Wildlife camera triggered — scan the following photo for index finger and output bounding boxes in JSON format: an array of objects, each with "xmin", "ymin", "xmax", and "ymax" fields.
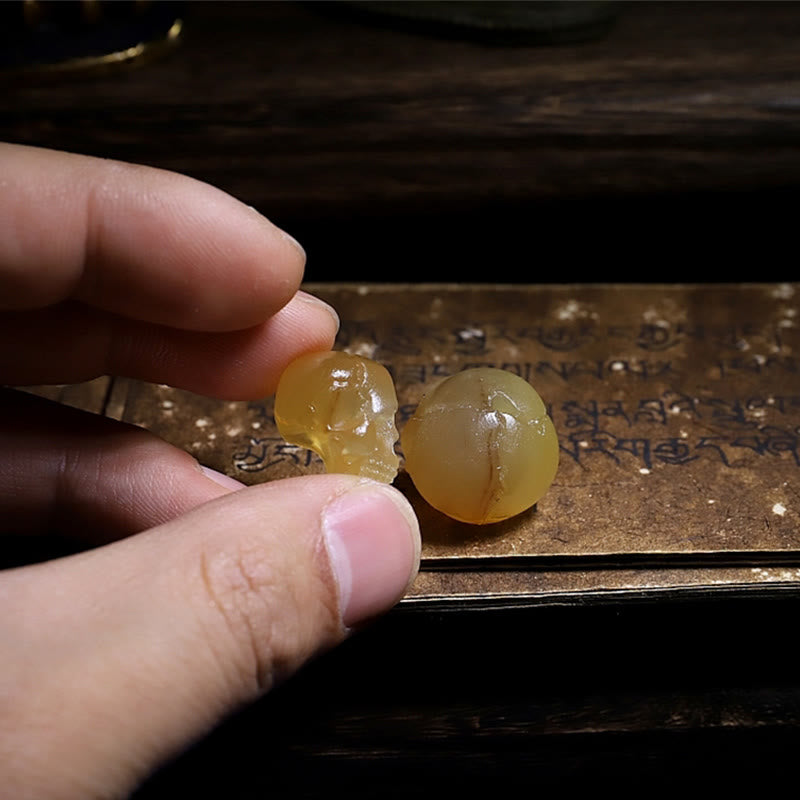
[{"xmin": 0, "ymin": 143, "xmax": 305, "ymax": 332}]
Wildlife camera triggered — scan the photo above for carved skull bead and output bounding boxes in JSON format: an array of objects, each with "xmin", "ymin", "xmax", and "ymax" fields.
[{"xmin": 274, "ymin": 351, "xmax": 400, "ymax": 483}]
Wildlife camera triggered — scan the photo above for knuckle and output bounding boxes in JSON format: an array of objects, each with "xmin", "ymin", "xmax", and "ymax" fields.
[{"xmin": 195, "ymin": 533, "xmax": 341, "ymax": 696}]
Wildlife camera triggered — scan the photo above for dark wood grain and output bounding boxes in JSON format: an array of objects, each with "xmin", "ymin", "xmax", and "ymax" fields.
[
  {"xmin": 5, "ymin": 1, "xmax": 800, "ymax": 213},
  {"xmin": 133, "ymin": 598, "xmax": 800, "ymax": 796},
  {"xmin": 2, "ymin": 2, "xmax": 800, "ymax": 283}
]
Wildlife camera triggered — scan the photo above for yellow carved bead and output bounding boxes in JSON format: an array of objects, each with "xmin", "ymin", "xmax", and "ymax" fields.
[
  {"xmin": 274, "ymin": 351, "xmax": 400, "ymax": 483},
  {"xmin": 401, "ymin": 368, "xmax": 558, "ymax": 524}
]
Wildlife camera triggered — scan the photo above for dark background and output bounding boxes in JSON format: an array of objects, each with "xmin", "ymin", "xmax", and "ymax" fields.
[
  {"xmin": 4, "ymin": 1, "xmax": 800, "ymax": 284},
  {"xmin": 3, "ymin": 1, "xmax": 800, "ymax": 794}
]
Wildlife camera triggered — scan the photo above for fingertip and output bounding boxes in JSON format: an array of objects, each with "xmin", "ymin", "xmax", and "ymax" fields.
[
  {"xmin": 0, "ymin": 143, "xmax": 310, "ymax": 331},
  {"xmin": 322, "ymin": 481, "xmax": 421, "ymax": 628},
  {"xmin": 107, "ymin": 173, "xmax": 309, "ymax": 331},
  {"xmin": 295, "ymin": 290, "xmax": 340, "ymax": 335},
  {"xmin": 0, "ymin": 288, "xmax": 340, "ymax": 398},
  {"xmin": 249, "ymin": 208, "xmax": 306, "ymax": 264}
]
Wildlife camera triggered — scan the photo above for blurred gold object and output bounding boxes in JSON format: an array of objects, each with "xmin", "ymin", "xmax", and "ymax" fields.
[{"xmin": 2, "ymin": 1, "xmax": 182, "ymax": 76}]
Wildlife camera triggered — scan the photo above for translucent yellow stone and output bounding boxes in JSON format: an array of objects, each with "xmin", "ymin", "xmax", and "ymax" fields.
[
  {"xmin": 274, "ymin": 351, "xmax": 400, "ymax": 483},
  {"xmin": 401, "ymin": 368, "xmax": 558, "ymax": 524}
]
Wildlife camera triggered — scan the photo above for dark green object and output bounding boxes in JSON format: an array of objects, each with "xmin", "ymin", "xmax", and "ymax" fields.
[{"xmin": 342, "ymin": 1, "xmax": 621, "ymax": 44}]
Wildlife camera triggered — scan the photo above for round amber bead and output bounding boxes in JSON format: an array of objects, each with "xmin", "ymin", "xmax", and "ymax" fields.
[
  {"xmin": 274, "ymin": 351, "xmax": 400, "ymax": 483},
  {"xmin": 401, "ymin": 368, "xmax": 558, "ymax": 524}
]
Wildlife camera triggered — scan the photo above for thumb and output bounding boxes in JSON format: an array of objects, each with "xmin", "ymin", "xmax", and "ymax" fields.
[{"xmin": 0, "ymin": 474, "xmax": 420, "ymax": 800}]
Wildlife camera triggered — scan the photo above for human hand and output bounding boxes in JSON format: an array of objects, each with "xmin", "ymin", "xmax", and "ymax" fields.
[{"xmin": 0, "ymin": 143, "xmax": 421, "ymax": 799}]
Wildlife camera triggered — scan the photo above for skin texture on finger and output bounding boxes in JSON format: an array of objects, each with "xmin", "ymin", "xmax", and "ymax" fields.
[
  {"xmin": 0, "ymin": 389, "xmax": 241, "ymax": 540},
  {"xmin": 0, "ymin": 290, "xmax": 337, "ymax": 397},
  {"xmin": 0, "ymin": 142, "xmax": 305, "ymax": 331},
  {"xmin": 0, "ymin": 475, "xmax": 420, "ymax": 799}
]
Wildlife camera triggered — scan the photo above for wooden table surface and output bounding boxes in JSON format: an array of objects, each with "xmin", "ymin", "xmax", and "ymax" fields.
[{"xmin": 4, "ymin": 2, "xmax": 800, "ymax": 793}]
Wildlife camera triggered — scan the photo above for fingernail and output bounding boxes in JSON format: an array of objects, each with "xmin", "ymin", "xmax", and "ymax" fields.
[
  {"xmin": 200, "ymin": 465, "xmax": 246, "ymax": 491},
  {"xmin": 322, "ymin": 483, "xmax": 421, "ymax": 628},
  {"xmin": 246, "ymin": 206, "xmax": 306, "ymax": 260},
  {"xmin": 279, "ymin": 229, "xmax": 306, "ymax": 260},
  {"xmin": 296, "ymin": 290, "xmax": 340, "ymax": 334}
]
